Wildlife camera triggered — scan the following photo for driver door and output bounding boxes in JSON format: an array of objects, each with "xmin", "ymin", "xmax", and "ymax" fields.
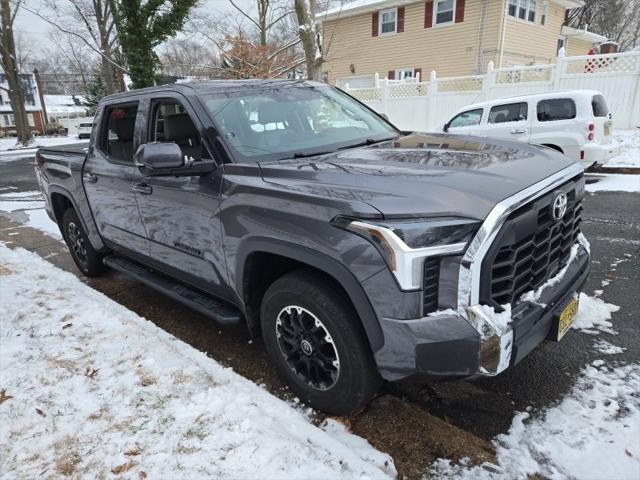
[{"xmin": 133, "ymin": 95, "xmax": 228, "ymax": 294}]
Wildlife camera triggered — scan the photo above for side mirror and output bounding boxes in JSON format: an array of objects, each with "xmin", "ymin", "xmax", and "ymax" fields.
[
  {"xmin": 443, "ymin": 122, "xmax": 450, "ymax": 132},
  {"xmin": 135, "ymin": 142, "xmax": 184, "ymax": 170}
]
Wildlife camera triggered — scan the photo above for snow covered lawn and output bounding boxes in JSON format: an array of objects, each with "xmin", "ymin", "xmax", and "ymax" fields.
[
  {"xmin": 0, "ymin": 245, "xmax": 395, "ymax": 479},
  {"xmin": 586, "ymin": 174, "xmax": 640, "ymax": 193},
  {"xmin": 605, "ymin": 129, "xmax": 640, "ymax": 169}
]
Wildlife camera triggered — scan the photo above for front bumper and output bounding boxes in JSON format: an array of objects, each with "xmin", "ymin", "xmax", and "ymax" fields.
[{"xmin": 374, "ymin": 240, "xmax": 590, "ymax": 381}]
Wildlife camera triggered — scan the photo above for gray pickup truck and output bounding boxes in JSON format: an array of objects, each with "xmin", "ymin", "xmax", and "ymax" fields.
[{"xmin": 35, "ymin": 80, "xmax": 589, "ymax": 414}]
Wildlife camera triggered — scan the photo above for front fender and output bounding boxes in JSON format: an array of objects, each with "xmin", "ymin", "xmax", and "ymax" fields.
[{"xmin": 236, "ymin": 237, "xmax": 384, "ymax": 352}]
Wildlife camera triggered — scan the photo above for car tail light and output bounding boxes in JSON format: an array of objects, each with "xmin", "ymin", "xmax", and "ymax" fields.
[
  {"xmin": 580, "ymin": 150, "xmax": 585, "ymax": 160},
  {"xmin": 588, "ymin": 132, "xmax": 594, "ymax": 141},
  {"xmin": 588, "ymin": 123, "xmax": 595, "ymax": 131}
]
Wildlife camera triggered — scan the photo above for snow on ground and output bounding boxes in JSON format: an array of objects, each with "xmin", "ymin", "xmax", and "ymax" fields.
[
  {"xmin": 430, "ymin": 288, "xmax": 638, "ymax": 480},
  {"xmin": 572, "ymin": 292, "xmax": 620, "ymax": 335},
  {"xmin": 605, "ymin": 129, "xmax": 640, "ymax": 168},
  {"xmin": 0, "ymin": 245, "xmax": 396, "ymax": 479},
  {"xmin": 0, "ymin": 137, "xmax": 87, "ymax": 159},
  {"xmin": 0, "ymin": 191, "xmax": 62, "ymax": 240},
  {"xmin": 586, "ymin": 174, "xmax": 640, "ymax": 193},
  {"xmin": 431, "ymin": 362, "xmax": 640, "ymax": 480},
  {"xmin": 593, "ymin": 339, "xmax": 626, "ymax": 355}
]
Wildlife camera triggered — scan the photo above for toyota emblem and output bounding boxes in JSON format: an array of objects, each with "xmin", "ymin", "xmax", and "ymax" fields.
[{"xmin": 552, "ymin": 192, "xmax": 568, "ymax": 221}]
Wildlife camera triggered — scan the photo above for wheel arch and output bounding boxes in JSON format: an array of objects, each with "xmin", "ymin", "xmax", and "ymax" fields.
[{"xmin": 236, "ymin": 238, "xmax": 384, "ymax": 353}]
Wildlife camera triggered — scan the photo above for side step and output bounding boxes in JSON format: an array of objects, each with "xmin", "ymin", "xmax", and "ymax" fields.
[{"xmin": 103, "ymin": 254, "xmax": 242, "ymax": 325}]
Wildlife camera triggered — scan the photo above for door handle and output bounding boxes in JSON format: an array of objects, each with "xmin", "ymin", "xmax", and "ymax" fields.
[
  {"xmin": 83, "ymin": 172, "xmax": 98, "ymax": 184},
  {"xmin": 131, "ymin": 183, "xmax": 152, "ymax": 195},
  {"xmin": 511, "ymin": 128, "xmax": 526, "ymax": 134}
]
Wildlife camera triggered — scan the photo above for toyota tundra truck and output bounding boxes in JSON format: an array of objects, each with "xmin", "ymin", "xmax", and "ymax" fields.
[{"xmin": 34, "ymin": 80, "xmax": 590, "ymax": 414}]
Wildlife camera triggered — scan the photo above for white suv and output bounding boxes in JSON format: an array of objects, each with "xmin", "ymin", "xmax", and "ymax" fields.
[
  {"xmin": 77, "ymin": 120, "xmax": 94, "ymax": 140},
  {"xmin": 443, "ymin": 90, "xmax": 619, "ymax": 168}
]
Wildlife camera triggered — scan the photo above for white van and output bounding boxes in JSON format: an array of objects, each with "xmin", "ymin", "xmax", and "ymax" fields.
[{"xmin": 443, "ymin": 90, "xmax": 619, "ymax": 168}]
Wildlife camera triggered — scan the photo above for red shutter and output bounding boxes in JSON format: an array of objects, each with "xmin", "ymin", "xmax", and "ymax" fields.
[
  {"xmin": 397, "ymin": 7, "xmax": 405, "ymax": 32},
  {"xmin": 424, "ymin": 1, "xmax": 433, "ymax": 28},
  {"xmin": 388, "ymin": 70, "xmax": 396, "ymax": 79},
  {"xmin": 455, "ymin": 0, "xmax": 465, "ymax": 23},
  {"xmin": 414, "ymin": 68, "xmax": 422, "ymax": 81},
  {"xmin": 372, "ymin": 12, "xmax": 379, "ymax": 36}
]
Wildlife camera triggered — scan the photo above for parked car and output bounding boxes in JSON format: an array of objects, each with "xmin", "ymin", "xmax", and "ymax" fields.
[
  {"xmin": 35, "ymin": 80, "xmax": 589, "ymax": 414},
  {"xmin": 443, "ymin": 90, "xmax": 619, "ymax": 168},
  {"xmin": 77, "ymin": 120, "xmax": 94, "ymax": 139}
]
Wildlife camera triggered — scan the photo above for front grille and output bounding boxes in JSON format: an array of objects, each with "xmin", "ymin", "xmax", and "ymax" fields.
[
  {"xmin": 423, "ymin": 257, "xmax": 441, "ymax": 314},
  {"xmin": 488, "ymin": 184, "xmax": 583, "ymax": 307}
]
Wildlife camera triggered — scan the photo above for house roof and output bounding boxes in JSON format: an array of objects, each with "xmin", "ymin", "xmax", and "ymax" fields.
[
  {"xmin": 44, "ymin": 95, "xmax": 88, "ymax": 114},
  {"xmin": 320, "ymin": 0, "xmax": 584, "ymax": 22},
  {"xmin": 561, "ymin": 25, "xmax": 607, "ymax": 44}
]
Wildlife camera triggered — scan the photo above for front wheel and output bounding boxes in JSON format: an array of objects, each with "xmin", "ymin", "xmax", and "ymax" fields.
[
  {"xmin": 61, "ymin": 208, "xmax": 108, "ymax": 277},
  {"xmin": 261, "ymin": 271, "xmax": 381, "ymax": 414}
]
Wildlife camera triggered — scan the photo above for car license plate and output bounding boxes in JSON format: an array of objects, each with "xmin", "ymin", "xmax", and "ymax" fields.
[{"xmin": 557, "ymin": 297, "xmax": 579, "ymax": 341}]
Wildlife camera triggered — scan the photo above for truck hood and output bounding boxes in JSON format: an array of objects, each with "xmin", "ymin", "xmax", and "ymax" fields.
[{"xmin": 258, "ymin": 133, "xmax": 578, "ymax": 220}]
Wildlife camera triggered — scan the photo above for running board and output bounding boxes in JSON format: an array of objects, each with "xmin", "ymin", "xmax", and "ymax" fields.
[{"xmin": 103, "ymin": 255, "xmax": 242, "ymax": 325}]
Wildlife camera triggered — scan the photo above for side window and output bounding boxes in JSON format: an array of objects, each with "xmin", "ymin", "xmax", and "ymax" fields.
[
  {"xmin": 488, "ymin": 102, "xmax": 527, "ymax": 124},
  {"xmin": 101, "ymin": 103, "xmax": 138, "ymax": 162},
  {"xmin": 591, "ymin": 95, "xmax": 609, "ymax": 117},
  {"xmin": 537, "ymin": 98, "xmax": 576, "ymax": 122},
  {"xmin": 449, "ymin": 109, "xmax": 483, "ymax": 128},
  {"xmin": 150, "ymin": 101, "xmax": 209, "ymax": 160}
]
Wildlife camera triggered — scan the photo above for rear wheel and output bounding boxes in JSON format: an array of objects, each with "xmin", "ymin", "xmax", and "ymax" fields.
[
  {"xmin": 61, "ymin": 208, "xmax": 108, "ymax": 277},
  {"xmin": 261, "ymin": 271, "xmax": 381, "ymax": 414}
]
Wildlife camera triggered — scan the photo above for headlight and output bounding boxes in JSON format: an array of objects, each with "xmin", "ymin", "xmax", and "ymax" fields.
[{"xmin": 333, "ymin": 216, "xmax": 480, "ymax": 291}]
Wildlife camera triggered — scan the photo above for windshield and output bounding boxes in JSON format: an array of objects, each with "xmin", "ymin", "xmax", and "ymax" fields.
[{"xmin": 202, "ymin": 85, "xmax": 397, "ymax": 162}]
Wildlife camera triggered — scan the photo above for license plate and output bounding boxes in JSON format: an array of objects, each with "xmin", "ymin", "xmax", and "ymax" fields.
[{"xmin": 557, "ymin": 297, "xmax": 579, "ymax": 341}]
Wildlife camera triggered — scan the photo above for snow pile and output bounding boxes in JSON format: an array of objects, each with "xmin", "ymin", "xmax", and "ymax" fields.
[
  {"xmin": 586, "ymin": 174, "xmax": 640, "ymax": 193},
  {"xmin": 431, "ymin": 362, "xmax": 640, "ymax": 480},
  {"xmin": 593, "ymin": 339, "xmax": 626, "ymax": 355},
  {"xmin": 0, "ymin": 190, "xmax": 61, "ymax": 239},
  {"xmin": 605, "ymin": 129, "xmax": 640, "ymax": 168},
  {"xmin": 0, "ymin": 137, "xmax": 87, "ymax": 158},
  {"xmin": 0, "ymin": 245, "xmax": 396, "ymax": 479},
  {"xmin": 572, "ymin": 292, "xmax": 620, "ymax": 335}
]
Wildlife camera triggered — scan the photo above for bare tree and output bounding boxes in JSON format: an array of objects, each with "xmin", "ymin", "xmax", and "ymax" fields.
[
  {"xmin": 0, "ymin": 0, "xmax": 32, "ymax": 145},
  {"xmin": 159, "ymin": 38, "xmax": 219, "ymax": 77},
  {"xmin": 23, "ymin": 0, "xmax": 124, "ymax": 94},
  {"xmin": 567, "ymin": 0, "xmax": 640, "ymax": 51},
  {"xmin": 294, "ymin": 0, "xmax": 322, "ymax": 80}
]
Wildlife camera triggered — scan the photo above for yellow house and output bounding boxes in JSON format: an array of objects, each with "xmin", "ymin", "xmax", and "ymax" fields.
[{"xmin": 321, "ymin": 0, "xmax": 606, "ymax": 83}]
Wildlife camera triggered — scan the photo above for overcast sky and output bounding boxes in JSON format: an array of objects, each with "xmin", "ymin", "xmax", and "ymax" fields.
[{"xmin": 13, "ymin": 0, "xmax": 257, "ymax": 52}]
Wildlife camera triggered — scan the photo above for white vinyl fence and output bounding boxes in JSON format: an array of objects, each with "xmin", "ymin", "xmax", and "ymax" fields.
[{"xmin": 341, "ymin": 49, "xmax": 640, "ymax": 131}]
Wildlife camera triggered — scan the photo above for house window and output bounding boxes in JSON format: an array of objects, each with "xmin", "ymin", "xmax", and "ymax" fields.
[
  {"xmin": 379, "ymin": 9, "xmax": 397, "ymax": 35},
  {"xmin": 3, "ymin": 114, "xmax": 16, "ymax": 127},
  {"xmin": 510, "ymin": 0, "xmax": 536, "ymax": 22},
  {"xmin": 435, "ymin": 0, "xmax": 455, "ymax": 25},
  {"xmin": 395, "ymin": 68, "xmax": 415, "ymax": 80},
  {"xmin": 541, "ymin": 1, "xmax": 548, "ymax": 25}
]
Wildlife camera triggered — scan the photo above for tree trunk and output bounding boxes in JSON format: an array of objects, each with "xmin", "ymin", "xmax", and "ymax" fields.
[
  {"xmin": 0, "ymin": 0, "xmax": 32, "ymax": 145},
  {"xmin": 294, "ymin": 0, "xmax": 322, "ymax": 81}
]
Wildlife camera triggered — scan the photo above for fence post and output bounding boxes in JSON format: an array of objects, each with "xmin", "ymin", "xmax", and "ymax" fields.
[
  {"xmin": 374, "ymin": 72, "xmax": 380, "ymax": 88},
  {"xmin": 483, "ymin": 61, "xmax": 494, "ymax": 100},
  {"xmin": 553, "ymin": 47, "xmax": 565, "ymax": 89},
  {"xmin": 381, "ymin": 78, "xmax": 389, "ymax": 116},
  {"xmin": 426, "ymin": 70, "xmax": 438, "ymax": 131}
]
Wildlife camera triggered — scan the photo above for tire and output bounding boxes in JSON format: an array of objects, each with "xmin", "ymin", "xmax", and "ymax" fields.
[
  {"xmin": 261, "ymin": 270, "xmax": 382, "ymax": 414},
  {"xmin": 61, "ymin": 208, "xmax": 108, "ymax": 277}
]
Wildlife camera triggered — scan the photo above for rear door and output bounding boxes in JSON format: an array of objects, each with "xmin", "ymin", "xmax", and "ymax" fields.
[
  {"xmin": 133, "ymin": 93, "xmax": 229, "ymax": 294},
  {"xmin": 484, "ymin": 101, "xmax": 530, "ymax": 142},
  {"xmin": 83, "ymin": 100, "xmax": 149, "ymax": 256}
]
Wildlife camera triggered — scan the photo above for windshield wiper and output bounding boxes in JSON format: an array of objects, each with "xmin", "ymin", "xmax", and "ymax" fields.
[{"xmin": 288, "ymin": 136, "xmax": 398, "ymax": 160}]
